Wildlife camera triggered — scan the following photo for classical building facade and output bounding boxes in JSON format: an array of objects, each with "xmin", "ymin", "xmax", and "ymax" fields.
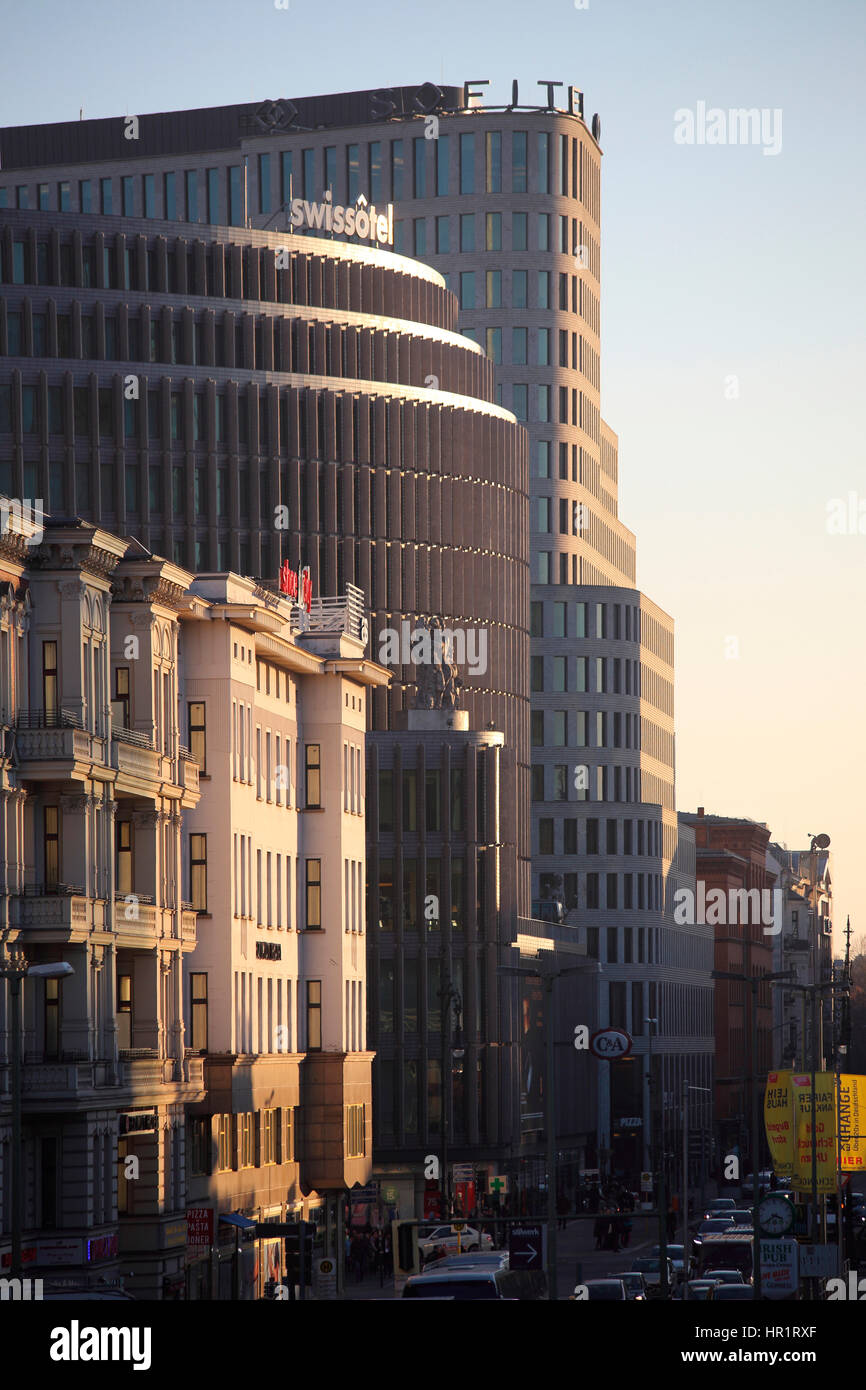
[
  {"xmin": 178, "ymin": 572, "xmax": 388, "ymax": 1298},
  {"xmin": 0, "ymin": 512, "xmax": 203, "ymax": 1297},
  {"xmin": 767, "ymin": 842, "xmax": 833, "ymax": 1072}
]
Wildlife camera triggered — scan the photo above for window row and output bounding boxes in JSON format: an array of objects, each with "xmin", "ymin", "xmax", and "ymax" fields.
[
  {"xmin": 537, "ymin": 867, "xmax": 664, "ymax": 911},
  {"xmin": 530, "ymin": 653, "xmax": 641, "ymax": 695},
  {"xmin": 535, "ymin": 814, "xmax": 663, "ymax": 857},
  {"xmin": 530, "ymin": 763, "xmax": 643, "ymax": 805},
  {"xmin": 531, "ymin": 708, "xmax": 642, "ymax": 750},
  {"xmin": 374, "ymin": 856, "xmax": 467, "ymax": 931}
]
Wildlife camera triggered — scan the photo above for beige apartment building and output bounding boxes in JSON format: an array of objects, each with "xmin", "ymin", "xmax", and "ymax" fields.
[
  {"xmin": 179, "ymin": 574, "xmax": 389, "ymax": 1298},
  {"xmin": 0, "ymin": 511, "xmax": 203, "ymax": 1297}
]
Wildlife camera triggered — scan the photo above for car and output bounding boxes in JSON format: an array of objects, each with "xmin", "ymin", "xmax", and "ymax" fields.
[
  {"xmin": 403, "ymin": 1268, "xmax": 516, "ymax": 1300},
  {"xmin": 741, "ymin": 1170, "xmax": 773, "ymax": 1196},
  {"xmin": 651, "ymin": 1244, "xmax": 686, "ymax": 1284},
  {"xmin": 678, "ymin": 1279, "xmax": 720, "ymax": 1301},
  {"xmin": 727, "ymin": 1210, "xmax": 753, "ymax": 1226},
  {"xmin": 417, "ymin": 1224, "xmax": 495, "ymax": 1260},
  {"xmin": 424, "ymin": 1251, "xmax": 507, "ymax": 1271},
  {"xmin": 711, "ymin": 1283, "xmax": 755, "ymax": 1301},
  {"xmin": 631, "ymin": 1255, "xmax": 675, "ymax": 1291},
  {"xmin": 706, "ymin": 1198, "xmax": 737, "ymax": 1214},
  {"xmin": 576, "ymin": 1279, "xmax": 628, "ymax": 1301},
  {"xmin": 619, "ymin": 1271, "xmax": 649, "ymax": 1301},
  {"xmin": 708, "ymin": 1268, "xmax": 745, "ymax": 1284}
]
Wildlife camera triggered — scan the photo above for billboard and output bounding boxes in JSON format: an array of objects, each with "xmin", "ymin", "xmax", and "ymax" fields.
[{"xmin": 764, "ymin": 1071, "xmax": 795, "ymax": 1176}]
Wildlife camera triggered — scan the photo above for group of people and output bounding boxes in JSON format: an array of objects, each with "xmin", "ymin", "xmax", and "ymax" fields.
[{"xmin": 345, "ymin": 1228, "xmax": 392, "ymax": 1282}]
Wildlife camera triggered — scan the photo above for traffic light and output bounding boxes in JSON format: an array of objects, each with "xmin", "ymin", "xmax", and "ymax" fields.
[
  {"xmin": 393, "ymin": 1219, "xmax": 419, "ymax": 1275},
  {"xmin": 284, "ymin": 1221, "xmax": 314, "ymax": 1285}
]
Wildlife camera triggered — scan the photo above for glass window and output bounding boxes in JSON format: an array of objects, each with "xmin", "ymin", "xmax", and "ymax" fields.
[
  {"xmin": 536, "ymin": 441, "xmax": 550, "ymax": 478},
  {"xmin": 302, "ymin": 149, "xmax": 315, "ymax": 200},
  {"xmin": 413, "ymin": 137, "xmax": 426, "ymax": 197},
  {"xmin": 58, "ymin": 181, "xmax": 71, "ymax": 212},
  {"xmin": 229, "ymin": 166, "xmax": 242, "ymax": 225},
  {"xmin": 122, "ymin": 176, "xmax": 134, "ymax": 216},
  {"xmin": 485, "ymin": 213, "xmax": 501, "ymax": 251},
  {"xmin": 305, "ymin": 743, "xmax": 321, "ymax": 807},
  {"xmin": 459, "ymin": 271, "xmax": 475, "ymax": 309},
  {"xmin": 486, "ymin": 327, "xmax": 501, "ymax": 364},
  {"xmin": 553, "ymin": 656, "xmax": 566, "ymax": 691},
  {"xmin": 258, "ymin": 153, "xmax": 271, "ymax": 213},
  {"xmin": 425, "ymin": 771, "xmax": 441, "ymax": 831},
  {"xmin": 391, "ymin": 140, "xmax": 404, "ymax": 199},
  {"xmin": 512, "ymin": 327, "xmax": 527, "ymax": 364},
  {"xmin": 79, "ymin": 179, "xmax": 91, "ymax": 213},
  {"xmin": 538, "ymin": 213, "xmax": 550, "ymax": 251},
  {"xmin": 413, "ymin": 219, "xmax": 427, "ymax": 256},
  {"xmin": 435, "ymin": 215, "xmax": 450, "ymax": 253},
  {"xmin": 537, "ymin": 132, "xmax": 550, "ymax": 193},
  {"xmin": 185, "ymin": 169, "xmax": 197, "ymax": 221},
  {"xmin": 512, "ymin": 211, "xmax": 527, "ymax": 251},
  {"xmin": 369, "ymin": 141, "xmax": 383, "ymax": 202},
  {"xmin": 538, "ymin": 270, "xmax": 550, "ymax": 308},
  {"xmin": 207, "ymin": 168, "xmax": 219, "ymax": 222},
  {"xmin": 538, "ymin": 385, "xmax": 551, "ymax": 421},
  {"xmin": 144, "ymin": 174, "xmax": 155, "ymax": 218},
  {"xmin": 190, "ymin": 834, "xmax": 207, "ymax": 911},
  {"xmin": 512, "ymin": 384, "xmax": 528, "ymax": 420},
  {"xmin": 306, "ymin": 981, "xmax": 322, "ymax": 1049},
  {"xmin": 306, "ymin": 860, "xmax": 321, "ymax": 928},
  {"xmin": 485, "ymin": 131, "xmax": 501, "ymax": 192},
  {"xmin": 459, "ymin": 213, "xmax": 475, "ymax": 252},
  {"xmin": 378, "ymin": 770, "xmax": 394, "ymax": 832},
  {"xmin": 513, "ymin": 131, "xmax": 528, "ymax": 191},
  {"xmin": 530, "ymin": 655, "xmax": 543, "ymax": 691},
  {"xmin": 459, "ymin": 133, "xmax": 475, "ymax": 193},
  {"xmin": 531, "ymin": 710, "xmax": 544, "ymax": 745},
  {"xmin": 347, "ymin": 144, "xmax": 360, "ymax": 202},
  {"xmin": 486, "ymin": 270, "xmax": 501, "ymax": 307},
  {"xmin": 538, "ymin": 327, "xmax": 550, "ymax": 364},
  {"xmin": 436, "ymin": 135, "xmax": 450, "ymax": 196}
]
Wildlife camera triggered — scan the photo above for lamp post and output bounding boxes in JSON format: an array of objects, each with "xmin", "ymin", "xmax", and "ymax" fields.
[
  {"xmin": 437, "ymin": 977, "xmax": 462, "ymax": 1222},
  {"xmin": 712, "ymin": 967, "xmax": 794, "ymax": 1300},
  {"xmin": 499, "ymin": 936, "xmax": 591, "ymax": 1301},
  {"xmin": 645, "ymin": 1016, "xmax": 668, "ymax": 1297},
  {"xmin": 1, "ymin": 950, "xmax": 75, "ymax": 1279},
  {"xmin": 681, "ymin": 1083, "xmax": 713, "ymax": 1296}
]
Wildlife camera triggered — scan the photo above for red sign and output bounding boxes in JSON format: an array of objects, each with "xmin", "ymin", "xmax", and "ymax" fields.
[
  {"xmin": 423, "ymin": 1190, "xmax": 442, "ymax": 1220},
  {"xmin": 278, "ymin": 562, "xmax": 312, "ymax": 613},
  {"xmin": 87, "ymin": 1233, "xmax": 118, "ymax": 1262},
  {"xmin": 187, "ymin": 1208, "xmax": 214, "ymax": 1247}
]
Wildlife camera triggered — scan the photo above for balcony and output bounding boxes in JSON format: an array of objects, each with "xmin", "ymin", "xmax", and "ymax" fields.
[
  {"xmin": 784, "ymin": 935, "xmax": 811, "ymax": 953},
  {"xmin": 15, "ymin": 885, "xmax": 104, "ymax": 934},
  {"xmin": 19, "ymin": 1059, "xmax": 116, "ymax": 1099},
  {"xmin": 178, "ymin": 746, "xmax": 200, "ymax": 798},
  {"xmin": 15, "ymin": 710, "xmax": 107, "ymax": 768}
]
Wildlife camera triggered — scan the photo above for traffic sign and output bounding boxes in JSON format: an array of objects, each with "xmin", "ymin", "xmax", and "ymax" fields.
[
  {"xmin": 488, "ymin": 1175, "xmax": 509, "ymax": 1195},
  {"xmin": 509, "ymin": 1223, "xmax": 545, "ymax": 1272}
]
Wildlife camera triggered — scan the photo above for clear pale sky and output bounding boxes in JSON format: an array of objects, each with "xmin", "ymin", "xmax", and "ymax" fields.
[{"xmin": 3, "ymin": 0, "xmax": 864, "ymax": 946}]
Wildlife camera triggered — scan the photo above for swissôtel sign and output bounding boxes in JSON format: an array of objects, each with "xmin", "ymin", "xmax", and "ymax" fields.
[{"xmin": 289, "ymin": 192, "xmax": 394, "ymax": 247}]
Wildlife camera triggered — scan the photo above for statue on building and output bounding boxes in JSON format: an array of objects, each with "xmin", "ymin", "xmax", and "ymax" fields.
[{"xmin": 412, "ymin": 617, "xmax": 463, "ymax": 710}]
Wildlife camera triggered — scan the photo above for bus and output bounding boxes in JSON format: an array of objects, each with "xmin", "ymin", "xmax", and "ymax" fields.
[{"xmin": 694, "ymin": 1228, "xmax": 754, "ymax": 1283}]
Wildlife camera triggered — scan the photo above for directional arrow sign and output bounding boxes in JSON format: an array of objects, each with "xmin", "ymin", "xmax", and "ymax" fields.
[{"xmin": 509, "ymin": 1223, "xmax": 545, "ymax": 1272}]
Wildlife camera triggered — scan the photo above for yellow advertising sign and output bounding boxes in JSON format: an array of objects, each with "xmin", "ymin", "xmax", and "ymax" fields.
[
  {"xmin": 838, "ymin": 1074, "xmax": 866, "ymax": 1174},
  {"xmin": 791, "ymin": 1073, "xmax": 836, "ymax": 1193},
  {"xmin": 763, "ymin": 1071, "xmax": 795, "ymax": 1176}
]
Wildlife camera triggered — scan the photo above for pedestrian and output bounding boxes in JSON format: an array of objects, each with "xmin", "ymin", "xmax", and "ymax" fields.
[
  {"xmin": 593, "ymin": 1214, "xmax": 606, "ymax": 1250},
  {"xmin": 621, "ymin": 1212, "xmax": 633, "ymax": 1248},
  {"xmin": 557, "ymin": 1192, "xmax": 569, "ymax": 1230},
  {"xmin": 666, "ymin": 1206, "xmax": 677, "ymax": 1242}
]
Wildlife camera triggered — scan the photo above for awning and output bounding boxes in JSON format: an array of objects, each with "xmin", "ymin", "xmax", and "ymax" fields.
[{"xmin": 219, "ymin": 1213, "xmax": 257, "ymax": 1230}]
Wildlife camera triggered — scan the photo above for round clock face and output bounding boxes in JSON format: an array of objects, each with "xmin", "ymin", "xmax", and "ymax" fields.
[{"xmin": 758, "ymin": 1196, "xmax": 794, "ymax": 1234}]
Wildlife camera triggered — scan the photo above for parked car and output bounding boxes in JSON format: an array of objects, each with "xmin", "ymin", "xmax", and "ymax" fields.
[
  {"xmin": 708, "ymin": 1268, "xmax": 745, "ymax": 1284},
  {"xmin": 619, "ymin": 1271, "xmax": 649, "ymax": 1301},
  {"xmin": 711, "ymin": 1283, "xmax": 755, "ymax": 1301},
  {"xmin": 726, "ymin": 1210, "xmax": 754, "ymax": 1227},
  {"xmin": 403, "ymin": 1268, "xmax": 524, "ymax": 1300},
  {"xmin": 417, "ymin": 1224, "xmax": 494, "ymax": 1261},
  {"xmin": 575, "ymin": 1279, "xmax": 628, "ymax": 1301},
  {"xmin": 706, "ymin": 1198, "xmax": 737, "ymax": 1214}
]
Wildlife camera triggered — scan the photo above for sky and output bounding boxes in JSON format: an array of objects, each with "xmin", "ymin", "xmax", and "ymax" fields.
[{"xmin": 2, "ymin": 0, "xmax": 864, "ymax": 947}]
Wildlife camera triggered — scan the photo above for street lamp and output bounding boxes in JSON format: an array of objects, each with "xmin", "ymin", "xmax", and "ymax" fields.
[
  {"xmin": 437, "ymin": 978, "xmax": 462, "ymax": 1221},
  {"xmin": 499, "ymin": 936, "xmax": 591, "ymax": 1302},
  {"xmin": 712, "ymin": 966, "xmax": 794, "ymax": 1300},
  {"xmin": 1, "ymin": 949, "xmax": 75, "ymax": 1279}
]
